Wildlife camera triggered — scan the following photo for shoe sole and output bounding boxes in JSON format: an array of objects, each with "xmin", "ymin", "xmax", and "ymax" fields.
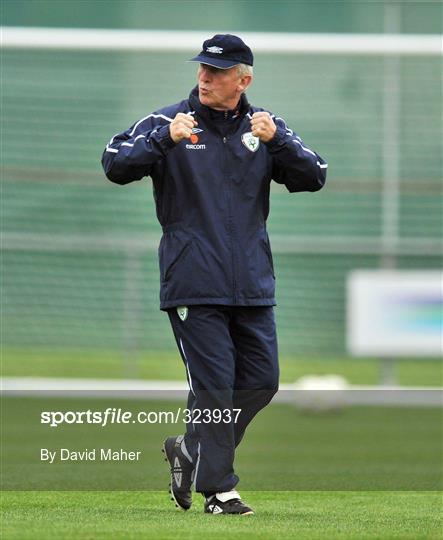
[
  {"xmin": 162, "ymin": 441, "xmax": 190, "ymax": 511},
  {"xmin": 205, "ymin": 510, "xmax": 255, "ymax": 516}
]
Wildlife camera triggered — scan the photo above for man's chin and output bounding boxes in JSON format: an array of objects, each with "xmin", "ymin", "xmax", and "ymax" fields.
[{"xmin": 199, "ymin": 93, "xmax": 213, "ymax": 107}]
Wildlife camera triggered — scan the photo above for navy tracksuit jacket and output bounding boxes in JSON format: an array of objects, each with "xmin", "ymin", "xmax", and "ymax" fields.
[
  {"xmin": 102, "ymin": 86, "xmax": 327, "ymax": 310},
  {"xmin": 102, "ymin": 86, "xmax": 327, "ymax": 493}
]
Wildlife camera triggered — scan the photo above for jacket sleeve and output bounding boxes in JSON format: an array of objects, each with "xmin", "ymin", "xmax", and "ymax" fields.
[
  {"xmin": 265, "ymin": 116, "xmax": 327, "ymax": 193},
  {"xmin": 101, "ymin": 113, "xmax": 177, "ymax": 185}
]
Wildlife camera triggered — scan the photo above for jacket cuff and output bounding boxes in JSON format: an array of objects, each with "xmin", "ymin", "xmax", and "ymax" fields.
[
  {"xmin": 264, "ymin": 125, "xmax": 287, "ymax": 152},
  {"xmin": 152, "ymin": 124, "xmax": 177, "ymax": 154}
]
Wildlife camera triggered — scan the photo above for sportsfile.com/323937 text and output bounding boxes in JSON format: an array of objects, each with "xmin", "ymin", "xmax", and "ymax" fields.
[{"xmin": 40, "ymin": 407, "xmax": 242, "ymax": 427}]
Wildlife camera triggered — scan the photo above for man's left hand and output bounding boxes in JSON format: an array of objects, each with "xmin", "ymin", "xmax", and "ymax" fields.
[{"xmin": 250, "ymin": 112, "xmax": 277, "ymax": 142}]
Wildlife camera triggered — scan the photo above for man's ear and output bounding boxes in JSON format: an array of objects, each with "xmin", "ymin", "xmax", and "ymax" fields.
[{"xmin": 238, "ymin": 75, "xmax": 252, "ymax": 93}]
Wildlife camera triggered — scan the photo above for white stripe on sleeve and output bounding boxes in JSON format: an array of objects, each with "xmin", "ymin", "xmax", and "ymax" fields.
[
  {"xmin": 292, "ymin": 138, "xmax": 317, "ymax": 157},
  {"xmin": 120, "ymin": 134, "xmax": 146, "ymax": 148},
  {"xmin": 129, "ymin": 113, "xmax": 173, "ymax": 136}
]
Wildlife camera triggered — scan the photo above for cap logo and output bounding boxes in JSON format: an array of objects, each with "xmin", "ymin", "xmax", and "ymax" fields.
[{"xmin": 206, "ymin": 46, "xmax": 223, "ymax": 54}]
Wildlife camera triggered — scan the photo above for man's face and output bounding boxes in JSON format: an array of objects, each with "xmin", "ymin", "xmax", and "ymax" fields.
[{"xmin": 197, "ymin": 64, "xmax": 249, "ymax": 111}]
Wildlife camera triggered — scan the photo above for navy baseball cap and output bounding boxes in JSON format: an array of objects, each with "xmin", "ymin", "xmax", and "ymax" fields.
[{"xmin": 188, "ymin": 34, "xmax": 253, "ymax": 69}]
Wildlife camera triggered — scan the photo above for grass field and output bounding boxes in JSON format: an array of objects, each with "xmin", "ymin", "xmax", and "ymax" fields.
[
  {"xmin": 1, "ymin": 490, "xmax": 442, "ymax": 539},
  {"xmin": 2, "ymin": 354, "xmax": 442, "ymax": 538},
  {"xmin": 3, "ymin": 348, "xmax": 442, "ymax": 386},
  {"xmin": 2, "ymin": 400, "xmax": 442, "ymax": 539}
]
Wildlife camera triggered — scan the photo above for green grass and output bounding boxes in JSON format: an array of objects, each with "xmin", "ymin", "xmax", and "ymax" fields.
[
  {"xmin": 1, "ymin": 491, "xmax": 442, "ymax": 539},
  {"xmin": 2, "ymin": 397, "xmax": 442, "ymax": 538},
  {"xmin": 2, "ymin": 348, "xmax": 442, "ymax": 386}
]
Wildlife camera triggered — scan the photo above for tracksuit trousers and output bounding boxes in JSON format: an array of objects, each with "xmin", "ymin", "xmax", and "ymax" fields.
[{"xmin": 168, "ymin": 305, "xmax": 279, "ymax": 493}]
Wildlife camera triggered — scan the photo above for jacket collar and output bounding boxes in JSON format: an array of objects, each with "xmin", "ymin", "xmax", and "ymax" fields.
[{"xmin": 189, "ymin": 86, "xmax": 250, "ymax": 122}]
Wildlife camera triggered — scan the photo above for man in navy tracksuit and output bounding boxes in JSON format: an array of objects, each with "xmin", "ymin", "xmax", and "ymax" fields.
[{"xmin": 102, "ymin": 34, "xmax": 327, "ymax": 515}]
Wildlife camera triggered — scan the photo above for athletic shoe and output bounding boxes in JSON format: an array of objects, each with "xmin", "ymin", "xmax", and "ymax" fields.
[
  {"xmin": 162, "ymin": 435, "xmax": 194, "ymax": 510},
  {"xmin": 204, "ymin": 490, "xmax": 254, "ymax": 515}
]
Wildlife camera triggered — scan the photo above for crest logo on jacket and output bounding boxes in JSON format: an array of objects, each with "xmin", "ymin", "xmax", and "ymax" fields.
[
  {"xmin": 177, "ymin": 306, "xmax": 188, "ymax": 321},
  {"xmin": 241, "ymin": 132, "xmax": 260, "ymax": 152}
]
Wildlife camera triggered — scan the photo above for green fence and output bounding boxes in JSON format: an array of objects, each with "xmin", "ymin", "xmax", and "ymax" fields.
[{"xmin": 3, "ymin": 46, "xmax": 441, "ymax": 360}]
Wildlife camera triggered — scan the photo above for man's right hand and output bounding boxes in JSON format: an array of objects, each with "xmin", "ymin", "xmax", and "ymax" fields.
[{"xmin": 169, "ymin": 113, "xmax": 198, "ymax": 144}]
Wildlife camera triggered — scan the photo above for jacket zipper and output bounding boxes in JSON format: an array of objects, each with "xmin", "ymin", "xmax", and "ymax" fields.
[{"xmin": 223, "ymin": 132, "xmax": 237, "ymax": 304}]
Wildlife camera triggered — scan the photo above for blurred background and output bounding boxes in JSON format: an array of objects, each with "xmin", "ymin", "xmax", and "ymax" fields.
[{"xmin": 2, "ymin": 0, "xmax": 442, "ymax": 384}]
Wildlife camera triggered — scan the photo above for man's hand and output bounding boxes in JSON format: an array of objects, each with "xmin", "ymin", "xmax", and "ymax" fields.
[
  {"xmin": 250, "ymin": 112, "xmax": 276, "ymax": 142},
  {"xmin": 169, "ymin": 113, "xmax": 198, "ymax": 144}
]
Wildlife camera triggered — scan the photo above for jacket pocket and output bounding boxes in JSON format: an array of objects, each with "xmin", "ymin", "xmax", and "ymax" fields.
[
  {"xmin": 261, "ymin": 235, "xmax": 275, "ymax": 279},
  {"xmin": 162, "ymin": 237, "xmax": 194, "ymax": 283}
]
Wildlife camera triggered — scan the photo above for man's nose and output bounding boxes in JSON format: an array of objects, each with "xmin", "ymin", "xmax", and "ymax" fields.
[{"xmin": 198, "ymin": 66, "xmax": 212, "ymax": 82}]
